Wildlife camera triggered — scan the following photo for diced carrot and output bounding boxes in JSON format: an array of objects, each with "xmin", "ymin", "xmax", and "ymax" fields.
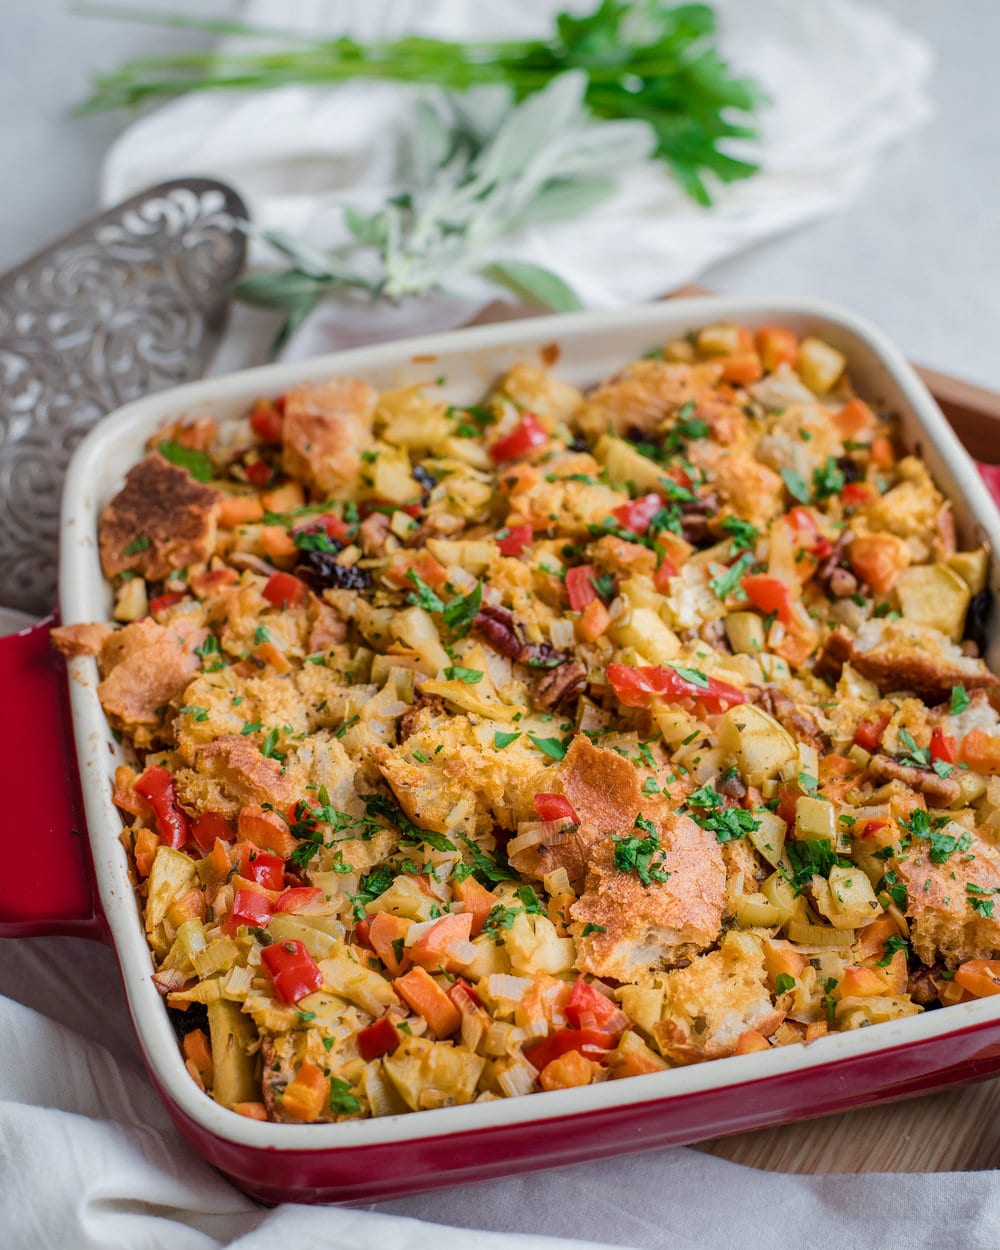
[
  {"xmin": 856, "ymin": 914, "xmax": 901, "ymax": 961},
  {"xmin": 452, "ymin": 876, "xmax": 498, "ymax": 938},
  {"xmin": 547, "ymin": 891, "xmax": 575, "ymax": 936},
  {"xmin": 836, "ymin": 966, "xmax": 887, "ymax": 999},
  {"xmin": 168, "ymin": 886, "xmax": 206, "ymax": 927},
  {"xmin": 190, "ymin": 567, "xmax": 238, "ymax": 597},
  {"xmin": 735, "ymin": 1030, "xmax": 770, "ymax": 1054},
  {"xmin": 209, "ymin": 836, "xmax": 233, "ymax": 880},
  {"xmin": 849, "ymin": 533, "xmax": 910, "ymax": 595},
  {"xmin": 262, "ymin": 482, "xmax": 305, "ymax": 513},
  {"xmin": 577, "ymin": 598, "xmax": 610, "ymax": 642},
  {"xmin": 114, "ymin": 765, "xmax": 152, "ymax": 820},
  {"xmin": 384, "ymin": 550, "xmax": 449, "ymax": 591},
  {"xmin": 497, "ymin": 464, "xmax": 541, "ymax": 496},
  {"xmin": 755, "ymin": 326, "xmax": 798, "ymax": 372},
  {"xmin": 408, "ymin": 911, "xmax": 474, "ymax": 973},
  {"xmin": 834, "ymin": 398, "xmax": 876, "ymax": 439},
  {"xmin": 182, "ymin": 1028, "xmax": 214, "ymax": 1087},
  {"xmin": 394, "ymin": 966, "xmax": 461, "ymax": 1036},
  {"xmin": 253, "ymin": 640, "xmax": 293, "ymax": 674},
  {"xmin": 172, "ymin": 416, "xmax": 217, "ymax": 451},
  {"xmin": 133, "ymin": 826, "xmax": 159, "ymax": 878},
  {"xmin": 960, "ymin": 729, "xmax": 1000, "ymax": 775},
  {"xmin": 719, "ymin": 352, "xmax": 763, "ymax": 386},
  {"xmin": 218, "ymin": 494, "xmax": 265, "ymax": 527},
  {"xmin": 881, "ymin": 949, "xmax": 909, "ymax": 996},
  {"xmin": 804, "ymin": 1022, "xmax": 829, "ymax": 1044},
  {"xmin": 763, "ymin": 944, "xmax": 807, "ymax": 989},
  {"xmin": 870, "ymin": 435, "xmax": 896, "ymax": 468},
  {"xmin": 955, "ymin": 959, "xmax": 1000, "ymax": 998},
  {"xmin": 368, "ymin": 910, "xmax": 412, "ymax": 977},
  {"xmin": 605, "ymin": 1043, "xmax": 669, "ymax": 1079},
  {"xmin": 539, "ymin": 1048, "xmax": 593, "ymax": 1091},
  {"xmin": 237, "ymin": 806, "xmax": 297, "ymax": 858},
  {"xmin": 280, "ymin": 1062, "xmax": 329, "ymax": 1122},
  {"xmin": 259, "ymin": 525, "xmax": 298, "ymax": 562},
  {"xmin": 818, "ymin": 753, "xmax": 857, "ymax": 781},
  {"xmin": 231, "ymin": 1102, "xmax": 268, "ymax": 1121}
]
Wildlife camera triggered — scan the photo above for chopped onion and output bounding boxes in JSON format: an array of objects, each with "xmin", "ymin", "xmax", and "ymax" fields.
[
  {"xmin": 228, "ymin": 551, "xmax": 281, "ymax": 576},
  {"xmin": 549, "ymin": 618, "xmax": 576, "ymax": 649},
  {"xmin": 508, "ymin": 820, "xmax": 572, "ymax": 858},
  {"xmin": 151, "ymin": 968, "xmax": 188, "ymax": 995},
  {"xmin": 486, "ymin": 974, "xmax": 531, "ymax": 1002},
  {"xmin": 403, "ymin": 917, "xmax": 440, "ymax": 947},
  {"xmin": 498, "ymin": 1058, "xmax": 538, "ymax": 1098},
  {"xmin": 461, "ymin": 1012, "xmax": 487, "ymax": 1052}
]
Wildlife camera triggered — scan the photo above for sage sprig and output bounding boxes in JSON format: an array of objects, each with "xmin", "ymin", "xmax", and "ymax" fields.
[
  {"xmin": 234, "ymin": 72, "xmax": 654, "ymax": 350},
  {"xmin": 77, "ymin": 0, "xmax": 765, "ymax": 206}
]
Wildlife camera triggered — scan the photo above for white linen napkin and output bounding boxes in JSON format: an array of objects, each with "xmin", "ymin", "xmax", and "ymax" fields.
[{"xmin": 99, "ymin": 0, "xmax": 933, "ymax": 370}]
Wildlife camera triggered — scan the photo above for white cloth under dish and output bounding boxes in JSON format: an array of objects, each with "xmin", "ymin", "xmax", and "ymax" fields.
[
  {"xmin": 7, "ymin": 4, "xmax": 989, "ymax": 1248},
  {"xmin": 100, "ymin": 0, "xmax": 934, "ymax": 371}
]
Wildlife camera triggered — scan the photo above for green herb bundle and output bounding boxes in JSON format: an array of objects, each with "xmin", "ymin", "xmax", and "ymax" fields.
[{"xmin": 78, "ymin": 0, "xmax": 765, "ymax": 205}]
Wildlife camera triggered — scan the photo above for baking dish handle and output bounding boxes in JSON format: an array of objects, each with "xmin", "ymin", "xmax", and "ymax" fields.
[{"xmin": 0, "ymin": 617, "xmax": 106, "ymax": 941}]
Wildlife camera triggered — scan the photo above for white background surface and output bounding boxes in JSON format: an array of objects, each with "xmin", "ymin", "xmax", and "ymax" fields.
[{"xmin": 1, "ymin": 0, "xmax": 998, "ymax": 387}]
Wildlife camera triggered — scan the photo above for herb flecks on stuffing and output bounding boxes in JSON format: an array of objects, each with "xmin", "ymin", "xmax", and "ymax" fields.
[{"xmin": 54, "ymin": 322, "xmax": 1000, "ymax": 1122}]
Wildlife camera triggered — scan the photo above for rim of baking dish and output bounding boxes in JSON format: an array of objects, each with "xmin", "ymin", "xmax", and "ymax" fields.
[{"xmin": 60, "ymin": 294, "xmax": 1000, "ymax": 1151}]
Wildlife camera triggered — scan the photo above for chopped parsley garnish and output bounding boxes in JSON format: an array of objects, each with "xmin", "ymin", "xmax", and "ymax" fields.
[
  {"xmin": 494, "ymin": 731, "xmax": 521, "ymax": 750},
  {"xmin": 901, "ymin": 809, "xmax": 969, "ymax": 863},
  {"xmin": 349, "ymin": 864, "xmax": 395, "ymax": 918},
  {"xmin": 589, "ymin": 572, "xmax": 617, "ymax": 602},
  {"xmin": 293, "ymin": 528, "xmax": 338, "ymax": 552},
  {"xmin": 443, "ymin": 665, "xmax": 483, "ymax": 684},
  {"xmin": 967, "ymin": 883, "xmax": 1000, "ymax": 919},
  {"xmin": 880, "ymin": 870, "xmax": 907, "ymax": 910},
  {"xmin": 334, "ymin": 715, "xmax": 359, "ymax": 739},
  {"xmin": 411, "ymin": 748, "xmax": 430, "ymax": 764},
  {"xmin": 875, "ymin": 934, "xmax": 909, "ymax": 967},
  {"xmin": 797, "ymin": 770, "xmax": 819, "ymax": 795},
  {"xmin": 405, "ymin": 570, "xmax": 445, "ymax": 613},
  {"xmin": 482, "ymin": 903, "xmax": 520, "ymax": 938},
  {"xmin": 774, "ymin": 973, "xmax": 796, "ymax": 995},
  {"xmin": 950, "ymin": 685, "xmax": 970, "ymax": 716},
  {"xmin": 241, "ymin": 721, "xmax": 262, "ymax": 735},
  {"xmin": 780, "ymin": 467, "xmax": 810, "ymax": 504},
  {"xmin": 642, "ymin": 777, "xmax": 660, "ymax": 796},
  {"xmin": 254, "ymin": 624, "xmax": 271, "ymax": 646},
  {"xmin": 442, "ymin": 580, "xmax": 483, "ymax": 635},
  {"xmin": 329, "ymin": 1077, "xmax": 361, "ymax": 1116},
  {"xmin": 720, "ymin": 516, "xmax": 759, "ymax": 552},
  {"xmin": 363, "ymin": 791, "xmax": 456, "ymax": 852},
  {"xmin": 786, "ymin": 838, "xmax": 844, "ymax": 893},
  {"xmin": 709, "ymin": 552, "xmax": 754, "ymax": 601},
  {"xmin": 122, "ymin": 534, "xmax": 150, "ymax": 555},
  {"xmin": 659, "ymin": 476, "xmax": 698, "ymax": 504},
  {"xmin": 157, "ymin": 439, "xmax": 214, "ymax": 482},
  {"xmin": 581, "ymin": 923, "xmax": 606, "ymax": 936},
  {"xmin": 685, "ymin": 790, "xmax": 760, "ymax": 844},
  {"xmin": 672, "ymin": 664, "xmax": 708, "ymax": 689},
  {"xmin": 179, "ymin": 705, "xmax": 209, "ymax": 722},
  {"xmin": 261, "ymin": 727, "xmax": 285, "ymax": 760},
  {"xmin": 194, "ymin": 634, "xmax": 219, "ymax": 660},
  {"xmin": 457, "ymin": 832, "xmax": 519, "ymax": 884},
  {"xmin": 515, "ymin": 884, "xmax": 546, "ymax": 915},
  {"xmin": 528, "ymin": 734, "xmax": 569, "ymax": 760},
  {"xmin": 812, "ymin": 456, "xmax": 845, "ymax": 499},
  {"xmin": 612, "ymin": 817, "xmax": 670, "ymax": 886},
  {"xmin": 897, "ymin": 728, "xmax": 930, "ymax": 769}
]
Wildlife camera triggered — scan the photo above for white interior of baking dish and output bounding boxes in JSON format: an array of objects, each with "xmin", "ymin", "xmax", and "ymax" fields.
[{"xmin": 58, "ymin": 296, "xmax": 1000, "ymax": 1151}]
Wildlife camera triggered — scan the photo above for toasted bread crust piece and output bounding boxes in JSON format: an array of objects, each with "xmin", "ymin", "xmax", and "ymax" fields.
[
  {"xmin": 98, "ymin": 453, "xmax": 221, "ymax": 581},
  {"xmin": 97, "ymin": 617, "xmax": 207, "ymax": 738},
  {"xmin": 894, "ymin": 832, "xmax": 1000, "ymax": 968},
  {"xmin": 281, "ymin": 378, "xmax": 376, "ymax": 496},
  {"xmin": 570, "ymin": 809, "xmax": 725, "ymax": 981},
  {"xmin": 50, "ymin": 621, "xmax": 114, "ymax": 657},
  {"xmin": 194, "ymin": 733, "xmax": 298, "ymax": 812},
  {"xmin": 576, "ymin": 359, "xmax": 719, "ymax": 439},
  {"xmin": 815, "ymin": 623, "xmax": 1000, "ymax": 703}
]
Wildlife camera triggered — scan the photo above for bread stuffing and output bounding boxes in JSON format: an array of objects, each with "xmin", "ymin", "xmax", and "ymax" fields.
[{"xmin": 57, "ymin": 319, "xmax": 1000, "ymax": 1123}]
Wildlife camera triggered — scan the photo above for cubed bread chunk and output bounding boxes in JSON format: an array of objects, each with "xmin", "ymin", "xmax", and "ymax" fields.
[
  {"xmin": 98, "ymin": 453, "xmax": 220, "ymax": 580},
  {"xmin": 189, "ymin": 733, "xmax": 298, "ymax": 815},
  {"xmin": 651, "ymin": 937, "xmax": 783, "ymax": 1064},
  {"xmin": 281, "ymin": 378, "xmax": 376, "ymax": 497},
  {"xmin": 571, "ymin": 810, "xmax": 725, "ymax": 981},
  {"xmin": 97, "ymin": 617, "xmax": 208, "ymax": 741}
]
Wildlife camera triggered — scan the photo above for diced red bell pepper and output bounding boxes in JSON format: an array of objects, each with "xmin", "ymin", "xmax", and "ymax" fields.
[
  {"xmin": 261, "ymin": 939, "xmax": 323, "ymax": 1004},
  {"xmin": 653, "ymin": 555, "xmax": 678, "ymax": 593},
  {"xmin": 842, "ymin": 482, "xmax": 876, "ymax": 508},
  {"xmin": 245, "ymin": 459, "xmax": 276, "ymax": 488},
  {"xmin": 497, "ymin": 524, "xmax": 533, "ymax": 557},
  {"xmin": 239, "ymin": 846, "xmax": 286, "ymax": 891},
  {"xmin": 490, "ymin": 413, "xmax": 548, "ymax": 462},
  {"xmin": 854, "ymin": 713, "xmax": 890, "ymax": 752},
  {"xmin": 534, "ymin": 793, "xmax": 579, "ymax": 823},
  {"xmin": 859, "ymin": 818, "xmax": 890, "ymax": 838},
  {"xmin": 564, "ymin": 976, "xmax": 624, "ymax": 1035},
  {"xmin": 190, "ymin": 811, "xmax": 235, "ymax": 853},
  {"xmin": 523, "ymin": 1027, "xmax": 613, "ymax": 1072},
  {"xmin": 250, "ymin": 399, "xmax": 284, "ymax": 443},
  {"xmin": 611, "ymin": 493, "xmax": 663, "ymax": 535},
  {"xmin": 565, "ymin": 564, "xmax": 599, "ymax": 612},
  {"xmin": 275, "ymin": 886, "xmax": 326, "ymax": 913},
  {"xmin": 448, "ymin": 977, "xmax": 483, "ymax": 1009},
  {"xmin": 225, "ymin": 888, "xmax": 275, "ymax": 936},
  {"xmin": 148, "ymin": 592, "xmax": 184, "ymax": 616},
  {"xmin": 606, "ymin": 664, "xmax": 746, "ymax": 714},
  {"xmin": 263, "ymin": 571, "xmax": 309, "ymax": 609},
  {"xmin": 357, "ymin": 1017, "xmax": 401, "ymax": 1062},
  {"xmin": 931, "ymin": 726, "xmax": 958, "ymax": 765},
  {"xmin": 353, "ymin": 918, "xmax": 373, "ymax": 948},
  {"xmin": 135, "ymin": 765, "xmax": 191, "ymax": 849},
  {"xmin": 740, "ymin": 574, "xmax": 795, "ymax": 625}
]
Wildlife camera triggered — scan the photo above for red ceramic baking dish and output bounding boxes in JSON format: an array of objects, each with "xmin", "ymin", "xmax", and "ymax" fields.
[{"xmin": 5, "ymin": 296, "xmax": 1000, "ymax": 1205}]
